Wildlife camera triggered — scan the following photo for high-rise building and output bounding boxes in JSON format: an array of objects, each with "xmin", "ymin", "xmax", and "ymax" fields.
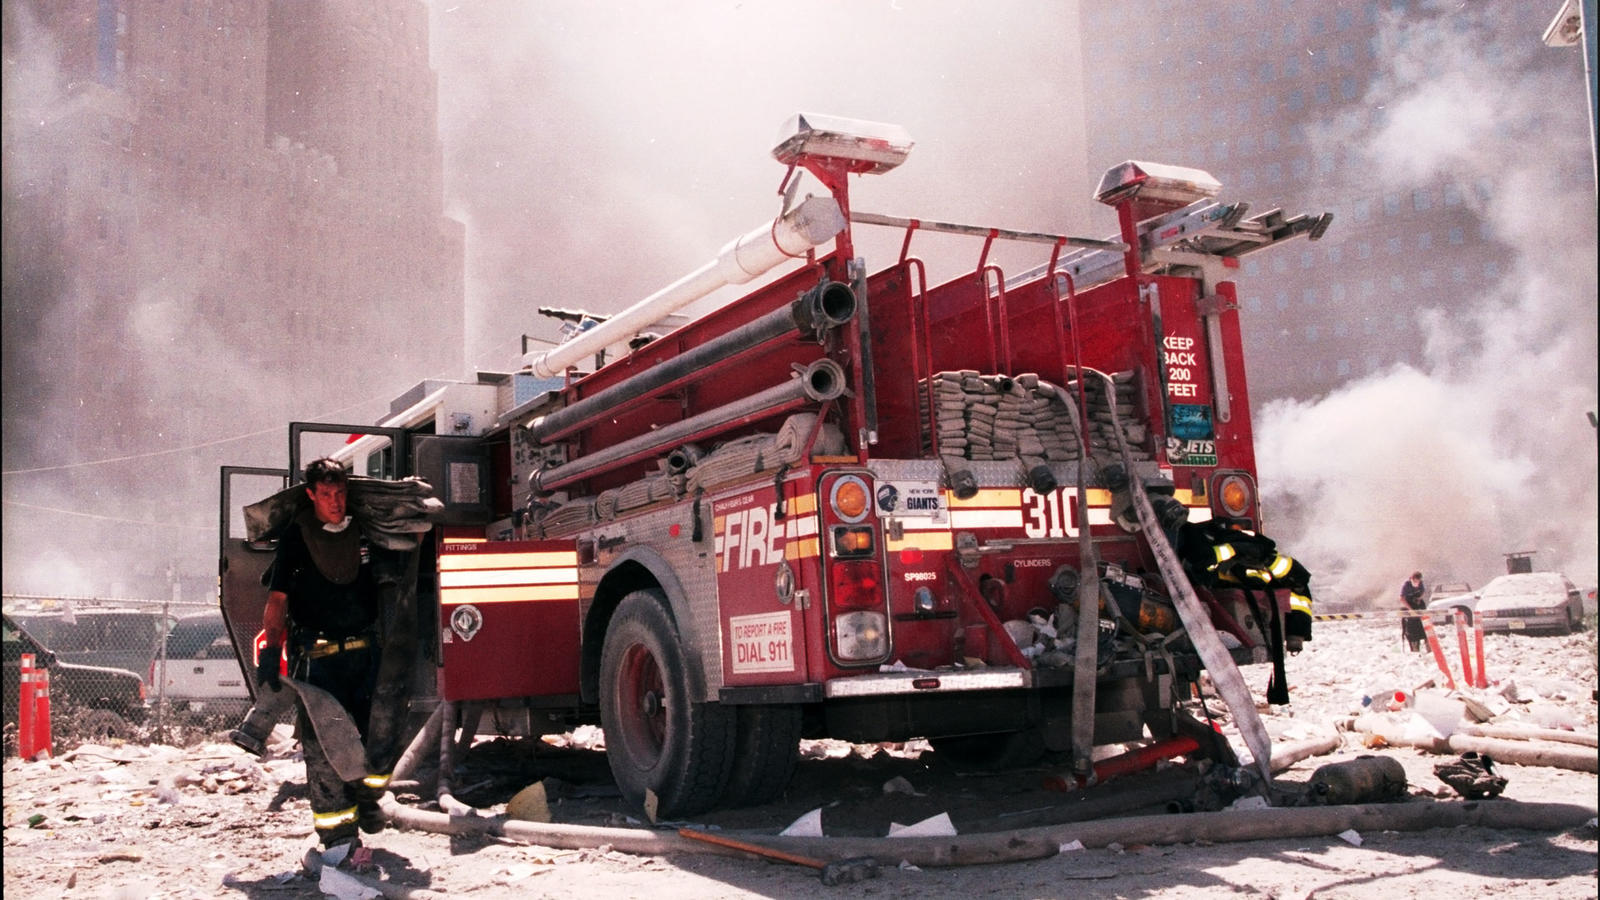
[
  {"xmin": 2, "ymin": 0, "xmax": 464, "ymax": 465},
  {"xmin": 1076, "ymin": 1, "xmax": 1584, "ymax": 402}
]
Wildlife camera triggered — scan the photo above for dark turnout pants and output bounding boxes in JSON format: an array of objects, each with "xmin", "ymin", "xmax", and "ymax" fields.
[{"xmin": 295, "ymin": 644, "xmax": 391, "ymax": 847}]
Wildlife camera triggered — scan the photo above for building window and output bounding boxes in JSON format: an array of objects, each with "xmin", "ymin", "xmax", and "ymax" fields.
[
  {"xmin": 1443, "ymin": 183, "xmax": 1463, "ymax": 206},
  {"xmin": 1335, "ymin": 9, "xmax": 1353, "ymax": 30},
  {"xmin": 1258, "ymin": 61, "xmax": 1276, "ymax": 83},
  {"xmin": 1354, "ymin": 241, "xmax": 1371, "ymax": 259},
  {"xmin": 1412, "ymin": 189, "xmax": 1432, "ymax": 211},
  {"xmin": 1352, "ymin": 199, "xmax": 1371, "ymax": 222},
  {"xmin": 1383, "ymin": 193, "xmax": 1402, "ymax": 216},
  {"xmin": 1419, "ymin": 269, "xmax": 1437, "ymax": 287},
  {"xmin": 1483, "ymin": 261, "xmax": 1500, "ymax": 279},
  {"xmin": 1302, "ymin": 287, "xmax": 1318, "ymax": 305},
  {"xmin": 1301, "ymin": 251, "xmax": 1315, "ymax": 270},
  {"xmin": 1326, "ymin": 245, "xmax": 1343, "ymax": 265},
  {"xmin": 1387, "ymin": 236, "xmax": 1404, "ymax": 255},
  {"xmin": 1389, "ymin": 274, "xmax": 1405, "ymax": 292},
  {"xmin": 1306, "ymin": 324, "xmax": 1319, "ymax": 342},
  {"xmin": 1274, "ymin": 291, "xmax": 1290, "ymax": 311},
  {"xmin": 1245, "ymin": 260, "xmax": 1264, "ymax": 277},
  {"xmin": 1337, "ymin": 43, "xmax": 1355, "ymax": 65},
  {"xmin": 1291, "ymin": 157, "xmax": 1309, "ymax": 177},
  {"xmin": 1314, "ymin": 83, "xmax": 1331, "ymax": 104},
  {"xmin": 1264, "ymin": 162, "xmax": 1282, "ymax": 182},
  {"xmin": 1336, "ymin": 359, "xmax": 1351, "ymax": 376},
  {"xmin": 1333, "ymin": 320, "xmax": 1348, "ymax": 337},
  {"xmin": 1262, "ymin": 130, "xmax": 1280, "ymax": 151},
  {"xmin": 1287, "ymin": 89, "xmax": 1304, "ymax": 111},
  {"xmin": 1316, "ymin": 152, "xmax": 1336, "ymax": 175},
  {"xmin": 1448, "ymin": 226, "xmax": 1465, "ymax": 245},
  {"xmin": 1246, "ymin": 296, "xmax": 1263, "ymax": 312},
  {"xmin": 1330, "ymin": 283, "xmax": 1347, "ymax": 303}
]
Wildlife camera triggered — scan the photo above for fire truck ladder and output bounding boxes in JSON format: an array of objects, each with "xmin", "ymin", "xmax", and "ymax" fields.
[{"xmin": 1014, "ymin": 198, "xmax": 1333, "ymax": 291}]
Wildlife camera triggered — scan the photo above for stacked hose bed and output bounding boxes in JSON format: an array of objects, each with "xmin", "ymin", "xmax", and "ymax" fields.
[{"xmin": 920, "ymin": 370, "xmax": 1149, "ymax": 470}]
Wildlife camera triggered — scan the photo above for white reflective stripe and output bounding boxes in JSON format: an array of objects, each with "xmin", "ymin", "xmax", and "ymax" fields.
[
  {"xmin": 824, "ymin": 668, "xmax": 1029, "ymax": 697},
  {"xmin": 1269, "ymin": 555, "xmax": 1294, "ymax": 578},
  {"xmin": 314, "ymin": 806, "xmax": 359, "ymax": 828},
  {"xmin": 363, "ymin": 773, "xmax": 391, "ymax": 789},
  {"xmin": 1086, "ymin": 508, "xmax": 1113, "ymax": 526},
  {"xmin": 949, "ymin": 508, "xmax": 1024, "ymax": 529},
  {"xmin": 897, "ymin": 516, "xmax": 951, "ymax": 531},
  {"xmin": 438, "ymin": 551, "xmax": 577, "ymax": 570},
  {"xmin": 1189, "ymin": 507, "xmax": 1213, "ymax": 523},
  {"xmin": 1214, "ymin": 544, "xmax": 1236, "ymax": 563},
  {"xmin": 438, "ymin": 567, "xmax": 578, "ymax": 588},
  {"xmin": 1289, "ymin": 593, "xmax": 1312, "ymax": 613},
  {"xmin": 788, "ymin": 515, "xmax": 818, "ymax": 538}
]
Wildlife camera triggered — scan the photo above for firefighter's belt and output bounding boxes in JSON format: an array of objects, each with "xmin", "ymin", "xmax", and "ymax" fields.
[{"xmin": 306, "ymin": 636, "xmax": 372, "ymax": 659}]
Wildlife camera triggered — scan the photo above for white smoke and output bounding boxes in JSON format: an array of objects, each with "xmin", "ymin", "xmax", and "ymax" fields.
[{"xmin": 1258, "ymin": 6, "xmax": 1599, "ymax": 602}]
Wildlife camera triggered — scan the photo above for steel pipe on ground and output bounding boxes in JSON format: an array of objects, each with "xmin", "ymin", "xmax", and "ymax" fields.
[
  {"xmin": 375, "ymin": 794, "xmax": 1597, "ymax": 869},
  {"xmin": 530, "ymin": 281, "xmax": 855, "ymax": 442},
  {"xmin": 532, "ymin": 358, "xmax": 846, "ymax": 491},
  {"xmin": 522, "ymin": 196, "xmax": 846, "ymax": 378}
]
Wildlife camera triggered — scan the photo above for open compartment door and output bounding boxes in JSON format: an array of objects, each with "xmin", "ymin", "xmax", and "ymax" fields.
[{"xmin": 218, "ymin": 465, "xmax": 288, "ymax": 701}]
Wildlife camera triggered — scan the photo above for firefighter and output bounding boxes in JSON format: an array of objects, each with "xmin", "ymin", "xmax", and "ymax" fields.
[
  {"xmin": 258, "ymin": 457, "xmax": 389, "ymax": 854},
  {"xmin": 1400, "ymin": 571, "xmax": 1427, "ymax": 652}
]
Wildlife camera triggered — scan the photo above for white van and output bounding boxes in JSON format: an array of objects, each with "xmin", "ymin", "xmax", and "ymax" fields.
[{"xmin": 149, "ymin": 613, "xmax": 251, "ymax": 712}]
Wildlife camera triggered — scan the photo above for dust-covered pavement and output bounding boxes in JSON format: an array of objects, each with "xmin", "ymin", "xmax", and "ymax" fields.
[{"xmin": 4, "ymin": 618, "xmax": 1596, "ymax": 899}]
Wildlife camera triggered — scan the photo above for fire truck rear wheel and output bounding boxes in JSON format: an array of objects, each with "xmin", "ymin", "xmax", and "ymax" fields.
[
  {"xmin": 930, "ymin": 728, "xmax": 1046, "ymax": 772},
  {"xmin": 718, "ymin": 704, "xmax": 802, "ymax": 808},
  {"xmin": 600, "ymin": 590, "xmax": 735, "ymax": 818}
]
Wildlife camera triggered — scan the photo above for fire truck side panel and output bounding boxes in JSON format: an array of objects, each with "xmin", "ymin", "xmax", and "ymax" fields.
[
  {"xmin": 581, "ymin": 504, "xmax": 725, "ymax": 704},
  {"xmin": 437, "ymin": 538, "xmax": 581, "ymax": 702},
  {"xmin": 858, "ymin": 263, "xmax": 923, "ymax": 459},
  {"xmin": 710, "ymin": 477, "xmax": 815, "ymax": 687}
]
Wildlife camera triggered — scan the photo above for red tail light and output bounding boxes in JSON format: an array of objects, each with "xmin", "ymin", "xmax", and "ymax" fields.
[{"xmin": 829, "ymin": 559, "xmax": 880, "ymax": 610}]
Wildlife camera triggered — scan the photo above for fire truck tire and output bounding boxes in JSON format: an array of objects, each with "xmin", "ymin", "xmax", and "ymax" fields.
[
  {"xmin": 600, "ymin": 590, "xmax": 735, "ymax": 818},
  {"xmin": 930, "ymin": 728, "xmax": 1046, "ymax": 771},
  {"xmin": 718, "ymin": 704, "xmax": 802, "ymax": 808}
]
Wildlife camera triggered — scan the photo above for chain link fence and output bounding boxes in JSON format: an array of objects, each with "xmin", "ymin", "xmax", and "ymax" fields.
[{"xmin": 4, "ymin": 593, "xmax": 254, "ymax": 755}]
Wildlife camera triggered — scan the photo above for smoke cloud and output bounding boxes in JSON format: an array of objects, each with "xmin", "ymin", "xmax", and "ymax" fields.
[{"xmin": 1258, "ymin": 5, "xmax": 1598, "ymax": 602}]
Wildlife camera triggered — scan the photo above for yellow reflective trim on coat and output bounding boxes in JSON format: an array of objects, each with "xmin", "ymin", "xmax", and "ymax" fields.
[
  {"xmin": 314, "ymin": 806, "xmax": 359, "ymax": 829},
  {"xmin": 1269, "ymin": 555, "xmax": 1294, "ymax": 579},
  {"xmin": 363, "ymin": 773, "xmax": 391, "ymax": 789},
  {"xmin": 1212, "ymin": 544, "xmax": 1236, "ymax": 564},
  {"xmin": 1290, "ymin": 593, "xmax": 1312, "ymax": 613}
]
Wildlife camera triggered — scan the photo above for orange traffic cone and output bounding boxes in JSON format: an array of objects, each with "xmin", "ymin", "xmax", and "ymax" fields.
[
  {"xmin": 32, "ymin": 667, "xmax": 52, "ymax": 759},
  {"xmin": 17, "ymin": 653, "xmax": 37, "ymax": 758},
  {"xmin": 1453, "ymin": 608, "xmax": 1475, "ymax": 689},
  {"xmin": 1419, "ymin": 614, "xmax": 1457, "ymax": 691},
  {"xmin": 1473, "ymin": 617, "xmax": 1488, "ymax": 689}
]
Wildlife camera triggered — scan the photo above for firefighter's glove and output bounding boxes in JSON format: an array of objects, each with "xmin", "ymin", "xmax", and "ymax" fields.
[{"xmin": 257, "ymin": 646, "xmax": 282, "ymax": 692}]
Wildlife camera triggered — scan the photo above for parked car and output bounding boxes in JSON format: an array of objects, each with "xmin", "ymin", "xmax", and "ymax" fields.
[
  {"xmin": 8, "ymin": 607, "xmax": 167, "ymax": 681},
  {"xmin": 148, "ymin": 613, "xmax": 251, "ymax": 713},
  {"xmin": 3, "ymin": 614, "xmax": 147, "ymax": 742},
  {"xmin": 1425, "ymin": 582, "xmax": 1476, "ymax": 625},
  {"xmin": 1472, "ymin": 572, "xmax": 1587, "ymax": 634}
]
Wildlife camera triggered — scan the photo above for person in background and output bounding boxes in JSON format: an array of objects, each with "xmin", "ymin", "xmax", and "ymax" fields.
[{"xmin": 1400, "ymin": 571, "xmax": 1427, "ymax": 652}]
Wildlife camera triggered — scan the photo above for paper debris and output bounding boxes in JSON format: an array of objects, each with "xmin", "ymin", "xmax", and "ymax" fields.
[
  {"xmin": 780, "ymin": 807, "xmax": 824, "ymax": 837},
  {"xmin": 887, "ymin": 812, "xmax": 957, "ymax": 838},
  {"xmin": 1337, "ymin": 829, "xmax": 1362, "ymax": 846},
  {"xmin": 897, "ymin": 860, "xmax": 922, "ymax": 872},
  {"xmin": 1226, "ymin": 795, "xmax": 1270, "ymax": 811},
  {"xmin": 319, "ymin": 865, "xmax": 381, "ymax": 899},
  {"xmin": 1059, "ymin": 840, "xmax": 1085, "ymax": 852}
]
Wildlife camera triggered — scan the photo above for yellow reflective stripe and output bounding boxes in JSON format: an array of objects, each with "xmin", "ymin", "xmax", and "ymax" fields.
[
  {"xmin": 1269, "ymin": 555, "xmax": 1294, "ymax": 578},
  {"xmin": 1290, "ymin": 593, "xmax": 1312, "ymax": 613},
  {"xmin": 886, "ymin": 531, "xmax": 954, "ymax": 552},
  {"xmin": 790, "ymin": 492, "xmax": 818, "ymax": 515},
  {"xmin": 1213, "ymin": 544, "xmax": 1236, "ymax": 563},
  {"xmin": 784, "ymin": 537, "xmax": 820, "ymax": 561},
  {"xmin": 314, "ymin": 806, "xmax": 359, "ymax": 829},
  {"xmin": 363, "ymin": 773, "xmax": 391, "ymax": 789}
]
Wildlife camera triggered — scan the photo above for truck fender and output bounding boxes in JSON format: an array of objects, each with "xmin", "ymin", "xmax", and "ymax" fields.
[{"xmin": 582, "ymin": 546, "xmax": 716, "ymax": 705}]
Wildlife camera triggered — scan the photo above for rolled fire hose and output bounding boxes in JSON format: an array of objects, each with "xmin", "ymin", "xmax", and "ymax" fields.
[{"xmin": 1087, "ymin": 366, "xmax": 1276, "ymax": 788}]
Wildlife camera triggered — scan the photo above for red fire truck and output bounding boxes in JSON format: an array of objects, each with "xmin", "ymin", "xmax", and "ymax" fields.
[{"xmin": 220, "ymin": 114, "xmax": 1330, "ymax": 818}]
